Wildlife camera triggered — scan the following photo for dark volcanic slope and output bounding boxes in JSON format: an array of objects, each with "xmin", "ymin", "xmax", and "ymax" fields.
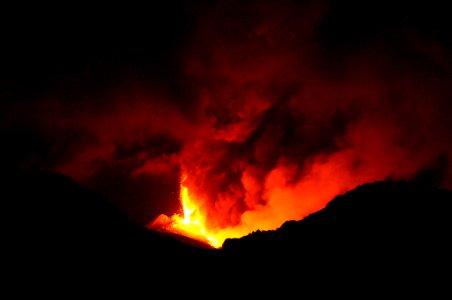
[
  {"xmin": 3, "ymin": 170, "xmax": 212, "ymax": 277},
  {"xmin": 4, "ymin": 170, "xmax": 451, "ymax": 294},
  {"xmin": 223, "ymin": 180, "xmax": 452, "ymax": 256},
  {"xmin": 219, "ymin": 180, "xmax": 452, "ymax": 294}
]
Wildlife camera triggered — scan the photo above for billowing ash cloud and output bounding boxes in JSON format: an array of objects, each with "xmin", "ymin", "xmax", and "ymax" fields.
[
  {"xmin": 169, "ymin": 0, "xmax": 452, "ymax": 233},
  {"xmin": 2, "ymin": 0, "xmax": 451, "ymax": 231}
]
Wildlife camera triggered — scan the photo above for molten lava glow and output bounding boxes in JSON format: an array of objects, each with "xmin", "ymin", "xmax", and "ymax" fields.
[
  {"xmin": 149, "ymin": 175, "xmax": 224, "ymax": 248},
  {"xmin": 148, "ymin": 154, "xmax": 372, "ymax": 249}
]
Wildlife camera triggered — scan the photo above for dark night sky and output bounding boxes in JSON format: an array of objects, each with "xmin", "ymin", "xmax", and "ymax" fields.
[{"xmin": 1, "ymin": 0, "xmax": 451, "ymax": 228}]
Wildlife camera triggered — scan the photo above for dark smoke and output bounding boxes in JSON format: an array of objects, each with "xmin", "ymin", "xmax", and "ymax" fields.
[{"xmin": 1, "ymin": 0, "xmax": 451, "ymax": 230}]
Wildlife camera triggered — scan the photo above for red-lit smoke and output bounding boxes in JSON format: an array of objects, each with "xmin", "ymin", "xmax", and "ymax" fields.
[
  {"xmin": 166, "ymin": 0, "xmax": 452, "ymax": 235},
  {"xmin": 4, "ymin": 0, "xmax": 451, "ymax": 237}
]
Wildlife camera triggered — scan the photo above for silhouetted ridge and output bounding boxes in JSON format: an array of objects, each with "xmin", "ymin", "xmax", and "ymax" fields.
[
  {"xmin": 3, "ymin": 170, "xmax": 213, "ymax": 279},
  {"xmin": 222, "ymin": 180, "xmax": 452, "ymax": 261},
  {"xmin": 5, "ymin": 172, "xmax": 451, "ymax": 294},
  {"xmin": 216, "ymin": 180, "xmax": 452, "ymax": 294}
]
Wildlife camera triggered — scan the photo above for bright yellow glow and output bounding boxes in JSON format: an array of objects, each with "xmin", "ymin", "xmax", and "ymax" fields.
[
  {"xmin": 149, "ymin": 173, "xmax": 255, "ymax": 249},
  {"xmin": 163, "ymin": 175, "xmax": 223, "ymax": 248}
]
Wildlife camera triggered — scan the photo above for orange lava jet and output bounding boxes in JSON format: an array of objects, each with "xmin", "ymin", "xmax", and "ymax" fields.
[{"xmin": 148, "ymin": 174, "xmax": 227, "ymax": 249}]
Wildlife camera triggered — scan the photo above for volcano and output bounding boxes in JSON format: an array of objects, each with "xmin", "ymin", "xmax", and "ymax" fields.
[
  {"xmin": 2, "ymin": 0, "xmax": 452, "ymax": 297},
  {"xmin": 5, "ymin": 170, "xmax": 451, "ymax": 295}
]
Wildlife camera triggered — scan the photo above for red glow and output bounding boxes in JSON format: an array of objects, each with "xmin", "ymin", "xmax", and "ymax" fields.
[
  {"xmin": 18, "ymin": 0, "xmax": 450, "ymax": 248},
  {"xmin": 145, "ymin": 1, "xmax": 452, "ymax": 248}
]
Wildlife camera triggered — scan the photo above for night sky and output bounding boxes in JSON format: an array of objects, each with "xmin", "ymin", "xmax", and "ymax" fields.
[{"xmin": 2, "ymin": 0, "xmax": 451, "ymax": 233}]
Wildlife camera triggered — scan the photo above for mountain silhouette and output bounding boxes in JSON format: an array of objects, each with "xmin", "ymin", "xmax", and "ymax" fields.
[
  {"xmin": 221, "ymin": 180, "xmax": 452, "ymax": 282},
  {"xmin": 4, "ymin": 170, "xmax": 451, "ymax": 296}
]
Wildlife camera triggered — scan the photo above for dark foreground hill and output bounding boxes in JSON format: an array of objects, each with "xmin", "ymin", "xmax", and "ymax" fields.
[
  {"xmin": 3, "ymin": 170, "xmax": 451, "ymax": 295},
  {"xmin": 221, "ymin": 180, "xmax": 452, "ymax": 288},
  {"xmin": 223, "ymin": 180, "xmax": 452, "ymax": 260}
]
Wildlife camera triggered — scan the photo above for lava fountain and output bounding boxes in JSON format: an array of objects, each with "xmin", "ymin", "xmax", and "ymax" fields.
[{"xmin": 148, "ymin": 173, "xmax": 227, "ymax": 249}]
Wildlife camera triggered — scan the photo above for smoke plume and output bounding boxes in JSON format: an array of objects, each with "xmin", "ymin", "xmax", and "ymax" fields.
[{"xmin": 2, "ymin": 0, "xmax": 451, "ymax": 234}]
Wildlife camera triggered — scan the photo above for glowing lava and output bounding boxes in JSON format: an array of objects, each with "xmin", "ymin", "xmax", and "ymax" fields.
[{"xmin": 149, "ymin": 174, "xmax": 225, "ymax": 249}]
